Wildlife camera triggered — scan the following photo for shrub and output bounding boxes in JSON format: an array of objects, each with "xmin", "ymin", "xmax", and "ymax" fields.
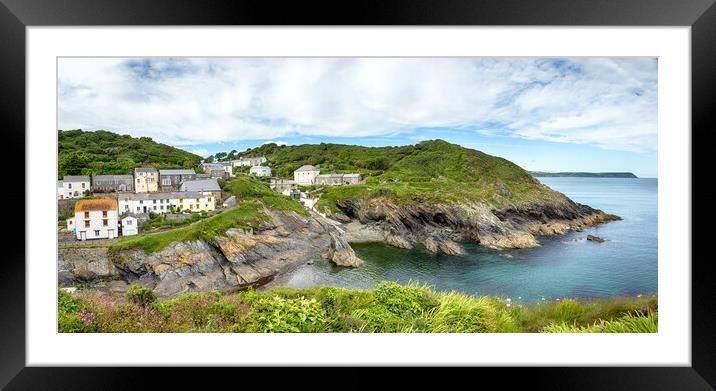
[
  {"xmin": 244, "ymin": 296, "xmax": 326, "ymax": 333},
  {"xmin": 125, "ymin": 285, "xmax": 157, "ymax": 308},
  {"xmin": 542, "ymin": 311, "xmax": 658, "ymax": 333},
  {"xmin": 428, "ymin": 293, "xmax": 513, "ymax": 333},
  {"xmin": 373, "ymin": 281, "xmax": 439, "ymax": 317}
]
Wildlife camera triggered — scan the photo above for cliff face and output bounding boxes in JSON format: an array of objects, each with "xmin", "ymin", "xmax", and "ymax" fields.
[
  {"xmin": 335, "ymin": 190, "xmax": 620, "ymax": 254},
  {"xmin": 58, "ymin": 209, "xmax": 362, "ymax": 298}
]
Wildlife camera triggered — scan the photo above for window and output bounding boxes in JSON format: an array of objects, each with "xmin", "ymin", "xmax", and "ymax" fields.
[
  {"xmin": 139, "ymin": 200, "xmax": 143, "ymax": 204},
  {"xmin": 95, "ymin": 230, "xmax": 100, "ymax": 236},
  {"xmin": 103, "ymin": 219, "xmax": 108, "ymax": 226},
  {"xmin": 84, "ymin": 211, "xmax": 89, "ymax": 218},
  {"xmin": 153, "ymin": 206, "xmax": 157, "ymax": 210},
  {"xmin": 137, "ymin": 178, "xmax": 140, "ymax": 183},
  {"xmin": 126, "ymin": 220, "xmax": 132, "ymax": 225},
  {"xmin": 136, "ymin": 206, "xmax": 140, "ymax": 211},
  {"xmin": 207, "ymin": 197, "xmax": 212, "ymax": 202},
  {"xmin": 84, "ymin": 221, "xmax": 90, "ymax": 228},
  {"xmin": 102, "ymin": 210, "xmax": 107, "ymax": 217},
  {"xmin": 153, "ymin": 200, "xmax": 156, "ymax": 204},
  {"xmin": 68, "ymin": 183, "xmax": 72, "ymax": 189},
  {"xmin": 82, "ymin": 183, "xmax": 85, "ymax": 188}
]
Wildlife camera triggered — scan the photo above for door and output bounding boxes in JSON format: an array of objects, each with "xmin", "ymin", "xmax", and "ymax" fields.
[
  {"xmin": 79, "ymin": 231, "xmax": 86, "ymax": 241},
  {"xmin": 108, "ymin": 229, "xmax": 115, "ymax": 239},
  {"xmin": 143, "ymin": 206, "xmax": 147, "ymax": 213}
]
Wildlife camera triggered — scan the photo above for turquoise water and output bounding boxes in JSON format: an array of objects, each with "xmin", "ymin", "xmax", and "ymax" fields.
[{"xmin": 263, "ymin": 178, "xmax": 658, "ymax": 302}]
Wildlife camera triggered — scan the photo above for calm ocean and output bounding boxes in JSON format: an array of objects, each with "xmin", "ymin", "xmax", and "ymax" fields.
[{"xmin": 263, "ymin": 177, "xmax": 658, "ymax": 302}]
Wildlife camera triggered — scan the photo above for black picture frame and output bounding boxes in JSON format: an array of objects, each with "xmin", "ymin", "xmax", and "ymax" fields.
[{"xmin": 1, "ymin": 0, "xmax": 714, "ymax": 389}]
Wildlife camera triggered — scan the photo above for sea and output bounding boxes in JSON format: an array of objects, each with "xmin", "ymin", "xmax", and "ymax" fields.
[{"xmin": 262, "ymin": 177, "xmax": 658, "ymax": 302}]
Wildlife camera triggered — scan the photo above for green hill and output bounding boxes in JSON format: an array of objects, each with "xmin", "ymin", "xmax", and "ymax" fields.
[
  {"xmin": 239, "ymin": 140, "xmax": 553, "ymax": 211},
  {"xmin": 58, "ymin": 129, "xmax": 202, "ymax": 178}
]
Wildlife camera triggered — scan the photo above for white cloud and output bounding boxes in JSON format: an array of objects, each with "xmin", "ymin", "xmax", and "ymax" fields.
[{"xmin": 58, "ymin": 57, "xmax": 657, "ymax": 152}]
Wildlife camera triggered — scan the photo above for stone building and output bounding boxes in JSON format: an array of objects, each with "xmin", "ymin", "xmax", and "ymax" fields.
[
  {"xmin": 294, "ymin": 165, "xmax": 321, "ymax": 185},
  {"xmin": 91, "ymin": 174, "xmax": 134, "ymax": 193},
  {"xmin": 159, "ymin": 169, "xmax": 197, "ymax": 191}
]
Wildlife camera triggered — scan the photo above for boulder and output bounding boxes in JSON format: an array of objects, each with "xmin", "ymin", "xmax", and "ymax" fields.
[{"xmin": 587, "ymin": 234, "xmax": 605, "ymax": 243}]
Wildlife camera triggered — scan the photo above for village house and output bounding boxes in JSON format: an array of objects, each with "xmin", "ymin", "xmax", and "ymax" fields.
[
  {"xmin": 179, "ymin": 178, "xmax": 222, "ymax": 199},
  {"xmin": 120, "ymin": 215, "xmax": 139, "ymax": 236},
  {"xmin": 294, "ymin": 165, "xmax": 321, "ymax": 185},
  {"xmin": 59, "ymin": 175, "xmax": 90, "ymax": 199},
  {"xmin": 314, "ymin": 172, "xmax": 363, "ymax": 186},
  {"xmin": 201, "ymin": 162, "xmax": 233, "ymax": 178},
  {"xmin": 159, "ymin": 169, "xmax": 197, "ymax": 191},
  {"xmin": 118, "ymin": 191, "xmax": 215, "ymax": 214},
  {"xmin": 315, "ymin": 173, "xmax": 345, "ymax": 186},
  {"xmin": 134, "ymin": 164, "xmax": 159, "ymax": 193},
  {"xmin": 57, "ymin": 181, "xmax": 64, "ymax": 199},
  {"xmin": 231, "ymin": 156, "xmax": 267, "ymax": 168},
  {"xmin": 249, "ymin": 165, "xmax": 272, "ymax": 177},
  {"xmin": 70, "ymin": 198, "xmax": 119, "ymax": 240},
  {"xmin": 342, "ymin": 173, "xmax": 363, "ymax": 185},
  {"xmin": 91, "ymin": 174, "xmax": 134, "ymax": 193}
]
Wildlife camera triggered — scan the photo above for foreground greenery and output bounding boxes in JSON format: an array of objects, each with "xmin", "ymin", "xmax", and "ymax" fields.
[
  {"xmin": 58, "ymin": 129, "xmax": 202, "ymax": 178},
  {"xmin": 108, "ymin": 176, "xmax": 306, "ymax": 255},
  {"xmin": 58, "ymin": 282, "xmax": 657, "ymax": 333}
]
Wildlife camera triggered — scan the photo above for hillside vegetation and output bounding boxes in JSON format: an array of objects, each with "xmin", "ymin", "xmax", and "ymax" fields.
[
  {"xmin": 58, "ymin": 129, "xmax": 202, "ymax": 178},
  {"xmin": 239, "ymin": 140, "xmax": 557, "ymax": 213},
  {"xmin": 58, "ymin": 282, "xmax": 657, "ymax": 333}
]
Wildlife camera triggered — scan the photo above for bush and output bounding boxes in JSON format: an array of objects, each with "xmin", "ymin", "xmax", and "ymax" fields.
[
  {"xmin": 125, "ymin": 285, "xmax": 157, "ymax": 307},
  {"xmin": 373, "ymin": 281, "xmax": 439, "ymax": 317},
  {"xmin": 243, "ymin": 296, "xmax": 326, "ymax": 333}
]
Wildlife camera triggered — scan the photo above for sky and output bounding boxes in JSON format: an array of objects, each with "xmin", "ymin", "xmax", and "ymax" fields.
[{"xmin": 58, "ymin": 57, "xmax": 658, "ymax": 177}]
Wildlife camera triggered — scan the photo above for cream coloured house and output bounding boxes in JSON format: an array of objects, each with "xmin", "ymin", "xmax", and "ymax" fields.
[
  {"xmin": 294, "ymin": 165, "xmax": 320, "ymax": 185},
  {"xmin": 249, "ymin": 165, "xmax": 272, "ymax": 177},
  {"xmin": 134, "ymin": 165, "xmax": 159, "ymax": 193},
  {"xmin": 71, "ymin": 198, "xmax": 119, "ymax": 240}
]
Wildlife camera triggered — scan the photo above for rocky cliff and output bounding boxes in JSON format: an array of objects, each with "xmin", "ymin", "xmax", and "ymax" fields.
[
  {"xmin": 58, "ymin": 209, "xmax": 363, "ymax": 298},
  {"xmin": 336, "ymin": 191, "xmax": 620, "ymax": 255}
]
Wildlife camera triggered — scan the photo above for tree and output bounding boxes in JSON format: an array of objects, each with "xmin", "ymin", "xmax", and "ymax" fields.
[
  {"xmin": 61, "ymin": 151, "xmax": 90, "ymax": 176},
  {"xmin": 205, "ymin": 156, "xmax": 215, "ymax": 163},
  {"xmin": 215, "ymin": 152, "xmax": 228, "ymax": 161}
]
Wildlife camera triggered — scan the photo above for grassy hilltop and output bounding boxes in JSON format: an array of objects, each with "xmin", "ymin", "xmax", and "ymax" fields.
[
  {"xmin": 58, "ymin": 129, "xmax": 202, "ymax": 178},
  {"xmin": 241, "ymin": 140, "xmax": 555, "ymax": 213},
  {"xmin": 59, "ymin": 282, "xmax": 657, "ymax": 333}
]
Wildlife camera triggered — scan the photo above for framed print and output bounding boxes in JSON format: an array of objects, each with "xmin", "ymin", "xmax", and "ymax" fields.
[{"xmin": 2, "ymin": 0, "xmax": 715, "ymax": 389}]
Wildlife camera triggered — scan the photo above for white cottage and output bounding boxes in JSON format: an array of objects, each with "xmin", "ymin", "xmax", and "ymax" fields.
[
  {"xmin": 60, "ymin": 175, "xmax": 90, "ymax": 199},
  {"xmin": 72, "ymin": 198, "xmax": 119, "ymax": 240},
  {"xmin": 120, "ymin": 215, "xmax": 139, "ymax": 236},
  {"xmin": 294, "ymin": 165, "xmax": 320, "ymax": 185},
  {"xmin": 249, "ymin": 165, "xmax": 272, "ymax": 177}
]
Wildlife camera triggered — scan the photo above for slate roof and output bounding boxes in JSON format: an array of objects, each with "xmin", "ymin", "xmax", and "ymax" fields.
[
  {"xmin": 179, "ymin": 179, "xmax": 221, "ymax": 192},
  {"xmin": 159, "ymin": 169, "xmax": 196, "ymax": 175},
  {"xmin": 63, "ymin": 175, "xmax": 90, "ymax": 182},
  {"xmin": 295, "ymin": 165, "xmax": 319, "ymax": 172}
]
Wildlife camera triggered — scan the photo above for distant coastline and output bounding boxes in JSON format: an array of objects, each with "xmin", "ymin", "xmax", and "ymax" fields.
[{"xmin": 530, "ymin": 171, "xmax": 638, "ymax": 178}]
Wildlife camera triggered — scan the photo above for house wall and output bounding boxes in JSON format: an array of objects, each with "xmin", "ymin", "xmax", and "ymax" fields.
[
  {"xmin": 250, "ymin": 167, "xmax": 272, "ymax": 177},
  {"xmin": 62, "ymin": 181, "xmax": 90, "ymax": 199},
  {"xmin": 118, "ymin": 195, "xmax": 216, "ymax": 215},
  {"xmin": 74, "ymin": 209, "xmax": 119, "ymax": 240},
  {"xmin": 294, "ymin": 170, "xmax": 320, "ymax": 185},
  {"xmin": 135, "ymin": 171, "xmax": 159, "ymax": 193},
  {"xmin": 121, "ymin": 218, "xmax": 138, "ymax": 236}
]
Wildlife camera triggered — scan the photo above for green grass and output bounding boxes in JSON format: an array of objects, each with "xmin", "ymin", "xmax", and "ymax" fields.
[
  {"xmin": 58, "ymin": 282, "xmax": 657, "ymax": 333},
  {"xmin": 109, "ymin": 203, "xmax": 267, "ymax": 255}
]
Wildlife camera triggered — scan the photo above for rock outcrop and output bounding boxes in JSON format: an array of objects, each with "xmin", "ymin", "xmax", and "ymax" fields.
[
  {"xmin": 335, "ymin": 191, "xmax": 620, "ymax": 255},
  {"xmin": 58, "ymin": 209, "xmax": 357, "ymax": 297}
]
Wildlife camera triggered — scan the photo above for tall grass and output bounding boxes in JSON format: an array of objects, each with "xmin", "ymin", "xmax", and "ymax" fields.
[{"xmin": 58, "ymin": 282, "xmax": 657, "ymax": 333}]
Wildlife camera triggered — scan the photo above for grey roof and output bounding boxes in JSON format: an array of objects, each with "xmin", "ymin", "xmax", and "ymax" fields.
[
  {"xmin": 180, "ymin": 179, "xmax": 221, "ymax": 192},
  {"xmin": 57, "ymin": 181, "xmax": 63, "ymax": 188},
  {"xmin": 135, "ymin": 166, "xmax": 158, "ymax": 173},
  {"xmin": 118, "ymin": 191, "xmax": 204, "ymax": 200},
  {"xmin": 63, "ymin": 175, "xmax": 90, "ymax": 182},
  {"xmin": 92, "ymin": 174, "xmax": 133, "ymax": 181},
  {"xmin": 343, "ymin": 173, "xmax": 362, "ymax": 178},
  {"xmin": 250, "ymin": 165, "xmax": 271, "ymax": 170},
  {"xmin": 317, "ymin": 173, "xmax": 343, "ymax": 178},
  {"xmin": 159, "ymin": 169, "xmax": 196, "ymax": 175},
  {"xmin": 295, "ymin": 165, "xmax": 319, "ymax": 172}
]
